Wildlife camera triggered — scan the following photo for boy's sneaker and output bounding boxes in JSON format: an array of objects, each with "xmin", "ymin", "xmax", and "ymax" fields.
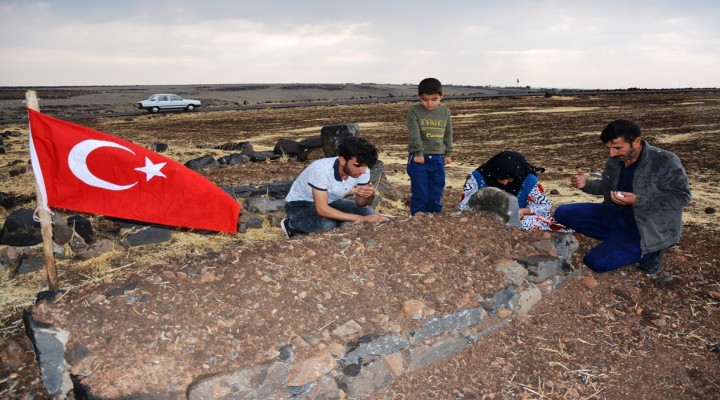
[
  {"xmin": 280, "ymin": 218, "xmax": 295, "ymax": 239},
  {"xmin": 638, "ymin": 249, "xmax": 665, "ymax": 274}
]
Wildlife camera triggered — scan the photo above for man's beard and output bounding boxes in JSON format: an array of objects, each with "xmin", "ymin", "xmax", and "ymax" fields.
[{"xmin": 615, "ymin": 147, "xmax": 636, "ymax": 162}]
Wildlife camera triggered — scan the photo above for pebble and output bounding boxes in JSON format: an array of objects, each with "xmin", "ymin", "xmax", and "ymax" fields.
[
  {"xmin": 582, "ymin": 276, "xmax": 598, "ymax": 288},
  {"xmin": 403, "ymin": 299, "xmax": 426, "ymax": 320}
]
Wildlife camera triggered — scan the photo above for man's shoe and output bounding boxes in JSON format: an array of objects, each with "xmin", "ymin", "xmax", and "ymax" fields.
[
  {"xmin": 280, "ymin": 218, "xmax": 295, "ymax": 239},
  {"xmin": 638, "ymin": 249, "xmax": 665, "ymax": 274}
]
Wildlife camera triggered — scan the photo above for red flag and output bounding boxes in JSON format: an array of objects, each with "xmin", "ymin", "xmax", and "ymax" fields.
[{"xmin": 28, "ymin": 109, "xmax": 240, "ymax": 233}]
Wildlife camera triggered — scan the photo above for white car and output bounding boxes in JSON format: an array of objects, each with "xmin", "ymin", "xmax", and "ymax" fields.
[{"xmin": 137, "ymin": 94, "xmax": 202, "ymax": 113}]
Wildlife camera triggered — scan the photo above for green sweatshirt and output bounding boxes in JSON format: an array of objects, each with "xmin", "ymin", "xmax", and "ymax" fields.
[{"xmin": 406, "ymin": 103, "xmax": 454, "ymax": 156}]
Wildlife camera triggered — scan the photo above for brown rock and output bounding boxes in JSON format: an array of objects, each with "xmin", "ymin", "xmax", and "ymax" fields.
[
  {"xmin": 403, "ymin": 299, "xmax": 426, "ymax": 320},
  {"xmin": 582, "ymin": 276, "xmax": 598, "ymax": 289},
  {"xmin": 288, "ymin": 350, "xmax": 336, "ymax": 387}
]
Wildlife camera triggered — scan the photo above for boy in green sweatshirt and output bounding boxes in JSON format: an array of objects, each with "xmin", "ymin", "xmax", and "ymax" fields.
[{"xmin": 406, "ymin": 77, "xmax": 454, "ymax": 215}]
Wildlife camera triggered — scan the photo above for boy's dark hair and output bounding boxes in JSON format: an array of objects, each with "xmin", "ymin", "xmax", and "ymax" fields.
[
  {"xmin": 418, "ymin": 78, "xmax": 443, "ymax": 95},
  {"xmin": 600, "ymin": 119, "xmax": 642, "ymax": 143},
  {"xmin": 338, "ymin": 136, "xmax": 378, "ymax": 168}
]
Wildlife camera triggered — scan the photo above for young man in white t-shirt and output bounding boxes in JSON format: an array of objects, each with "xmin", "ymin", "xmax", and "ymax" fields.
[{"xmin": 282, "ymin": 136, "xmax": 389, "ymax": 237}]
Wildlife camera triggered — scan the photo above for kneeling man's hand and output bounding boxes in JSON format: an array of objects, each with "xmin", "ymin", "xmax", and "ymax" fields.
[
  {"xmin": 355, "ymin": 182, "xmax": 376, "ymax": 198},
  {"xmin": 359, "ymin": 214, "xmax": 390, "ymax": 223}
]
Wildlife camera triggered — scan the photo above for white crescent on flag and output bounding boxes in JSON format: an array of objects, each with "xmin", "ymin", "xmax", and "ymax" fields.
[
  {"xmin": 68, "ymin": 139, "xmax": 168, "ymax": 191},
  {"xmin": 68, "ymin": 139, "xmax": 137, "ymax": 191}
]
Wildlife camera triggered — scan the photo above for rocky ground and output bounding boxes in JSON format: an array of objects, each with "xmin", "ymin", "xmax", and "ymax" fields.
[{"xmin": 1, "ymin": 88, "xmax": 719, "ymax": 399}]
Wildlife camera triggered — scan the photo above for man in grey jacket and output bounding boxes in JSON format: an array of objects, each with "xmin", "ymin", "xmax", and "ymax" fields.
[{"xmin": 554, "ymin": 119, "xmax": 691, "ymax": 274}]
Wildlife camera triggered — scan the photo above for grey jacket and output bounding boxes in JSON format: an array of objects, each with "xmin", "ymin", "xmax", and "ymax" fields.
[{"xmin": 583, "ymin": 140, "xmax": 691, "ymax": 255}]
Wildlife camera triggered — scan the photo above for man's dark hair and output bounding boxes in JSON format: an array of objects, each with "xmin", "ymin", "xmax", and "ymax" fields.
[
  {"xmin": 418, "ymin": 78, "xmax": 443, "ymax": 95},
  {"xmin": 600, "ymin": 119, "xmax": 642, "ymax": 143},
  {"xmin": 338, "ymin": 136, "xmax": 378, "ymax": 168}
]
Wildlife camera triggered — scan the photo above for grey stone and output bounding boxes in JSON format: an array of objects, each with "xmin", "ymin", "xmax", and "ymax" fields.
[
  {"xmin": 248, "ymin": 151, "xmax": 282, "ymax": 162},
  {"xmin": 68, "ymin": 235, "xmax": 88, "ymax": 253},
  {"xmin": 342, "ymin": 357, "xmax": 395, "ymax": 399},
  {"xmin": 188, "ymin": 361, "xmax": 289, "ymax": 400},
  {"xmin": 477, "ymin": 284, "xmax": 519, "ymax": 314},
  {"xmin": 552, "ymin": 233, "xmax": 579, "ymax": 262},
  {"xmin": 232, "ymin": 185, "xmax": 262, "ymax": 198},
  {"xmin": 321, "ymin": 124, "xmax": 359, "ymax": 157},
  {"xmin": 184, "ymin": 154, "xmax": 219, "ymax": 171},
  {"xmin": 516, "ymin": 255, "xmax": 563, "ymax": 283},
  {"xmin": 74, "ymin": 238, "xmax": 118, "ymax": 261},
  {"xmin": 0, "ymin": 208, "xmax": 42, "ymax": 246},
  {"xmin": 150, "ymin": 142, "xmax": 168, "ymax": 153},
  {"xmin": 496, "ymin": 260, "xmax": 528, "ymax": 286},
  {"xmin": 515, "ymin": 286, "xmax": 542, "ymax": 316},
  {"xmin": 369, "ymin": 160, "xmax": 386, "ymax": 182},
  {"xmin": 218, "ymin": 153, "xmax": 251, "ymax": 166},
  {"xmin": 215, "ymin": 141, "xmax": 254, "ymax": 152},
  {"xmin": 274, "ymin": 138, "xmax": 304, "ymax": 156},
  {"xmin": 412, "ymin": 308, "xmax": 486, "ymax": 343},
  {"xmin": 299, "ymin": 147, "xmax": 325, "ymax": 161},
  {"xmin": 26, "ymin": 318, "xmax": 73, "ymax": 398},
  {"xmin": 466, "ymin": 187, "xmax": 521, "ymax": 228},
  {"xmin": 0, "ymin": 246, "xmax": 23, "ymax": 270},
  {"xmin": 291, "ymin": 375, "xmax": 340, "ymax": 399},
  {"xmin": 247, "ymin": 197, "xmax": 286, "ymax": 213},
  {"xmin": 465, "ymin": 319, "xmax": 513, "ymax": 344},
  {"xmin": 124, "ymin": 226, "xmax": 172, "ymax": 247},
  {"xmin": 344, "ymin": 334, "xmax": 410, "ymax": 363},
  {"xmin": 16, "ymin": 256, "xmax": 44, "ymax": 274},
  {"xmin": 67, "ymin": 215, "xmax": 94, "ymax": 244},
  {"xmin": 238, "ymin": 214, "xmax": 264, "ymax": 233},
  {"xmin": 298, "ymin": 136, "xmax": 323, "ymax": 150},
  {"xmin": 0, "ymin": 192, "xmax": 34, "ymax": 209},
  {"xmin": 258, "ymin": 181, "xmax": 294, "ymax": 199},
  {"xmin": 376, "ymin": 182, "xmax": 403, "ymax": 202},
  {"xmin": 408, "ymin": 335, "xmax": 468, "ymax": 371},
  {"xmin": 51, "ymin": 213, "xmax": 73, "ymax": 246}
]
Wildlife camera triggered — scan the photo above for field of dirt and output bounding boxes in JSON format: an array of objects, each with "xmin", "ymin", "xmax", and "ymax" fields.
[
  {"xmin": 0, "ymin": 83, "xmax": 534, "ymax": 123},
  {"xmin": 1, "ymin": 88, "xmax": 719, "ymax": 399}
]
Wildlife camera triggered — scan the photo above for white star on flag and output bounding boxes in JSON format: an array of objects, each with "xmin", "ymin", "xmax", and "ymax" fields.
[{"xmin": 135, "ymin": 157, "xmax": 167, "ymax": 181}]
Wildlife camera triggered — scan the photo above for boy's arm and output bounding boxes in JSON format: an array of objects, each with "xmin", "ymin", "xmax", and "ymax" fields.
[
  {"xmin": 443, "ymin": 109, "xmax": 454, "ymax": 155},
  {"xmin": 443, "ymin": 109, "xmax": 453, "ymax": 164},
  {"xmin": 406, "ymin": 108, "xmax": 424, "ymax": 156}
]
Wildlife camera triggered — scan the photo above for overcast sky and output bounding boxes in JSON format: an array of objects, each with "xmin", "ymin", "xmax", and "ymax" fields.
[{"xmin": 1, "ymin": 0, "xmax": 718, "ymax": 89}]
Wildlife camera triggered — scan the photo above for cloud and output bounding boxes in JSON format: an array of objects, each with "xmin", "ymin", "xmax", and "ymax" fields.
[{"xmin": 1, "ymin": 0, "xmax": 719, "ymax": 88}]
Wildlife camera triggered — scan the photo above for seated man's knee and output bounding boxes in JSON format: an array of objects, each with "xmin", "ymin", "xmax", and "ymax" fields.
[
  {"xmin": 356, "ymin": 206, "xmax": 375, "ymax": 216},
  {"xmin": 317, "ymin": 219, "xmax": 338, "ymax": 232},
  {"xmin": 554, "ymin": 204, "xmax": 571, "ymax": 220},
  {"xmin": 583, "ymin": 252, "xmax": 623, "ymax": 273}
]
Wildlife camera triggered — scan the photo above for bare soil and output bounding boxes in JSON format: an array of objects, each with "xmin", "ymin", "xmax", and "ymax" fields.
[{"xmin": 1, "ymin": 89, "xmax": 719, "ymax": 399}]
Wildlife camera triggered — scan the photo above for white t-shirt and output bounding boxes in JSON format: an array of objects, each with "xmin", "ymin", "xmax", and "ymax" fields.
[{"xmin": 285, "ymin": 157, "xmax": 371, "ymax": 203}]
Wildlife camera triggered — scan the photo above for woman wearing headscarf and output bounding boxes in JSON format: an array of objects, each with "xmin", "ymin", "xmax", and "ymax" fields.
[{"xmin": 459, "ymin": 150, "xmax": 571, "ymax": 232}]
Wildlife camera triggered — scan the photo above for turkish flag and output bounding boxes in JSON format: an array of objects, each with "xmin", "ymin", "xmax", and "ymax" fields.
[{"xmin": 27, "ymin": 109, "xmax": 240, "ymax": 233}]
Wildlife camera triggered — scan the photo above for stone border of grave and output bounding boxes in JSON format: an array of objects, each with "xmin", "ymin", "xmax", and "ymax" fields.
[
  {"xmin": 184, "ymin": 235, "xmax": 578, "ymax": 399},
  {"xmin": 24, "ymin": 232, "xmax": 578, "ymax": 399}
]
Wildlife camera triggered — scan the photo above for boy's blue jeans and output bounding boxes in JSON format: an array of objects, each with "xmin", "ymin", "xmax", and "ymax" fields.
[
  {"xmin": 285, "ymin": 200, "xmax": 374, "ymax": 234},
  {"xmin": 554, "ymin": 203, "xmax": 656, "ymax": 272},
  {"xmin": 407, "ymin": 154, "xmax": 446, "ymax": 215}
]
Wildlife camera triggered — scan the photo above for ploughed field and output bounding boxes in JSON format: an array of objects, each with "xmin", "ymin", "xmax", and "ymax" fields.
[{"xmin": 1, "ymin": 89, "xmax": 719, "ymax": 399}]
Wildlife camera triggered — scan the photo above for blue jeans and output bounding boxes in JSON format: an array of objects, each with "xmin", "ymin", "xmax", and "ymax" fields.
[
  {"xmin": 285, "ymin": 200, "xmax": 375, "ymax": 234},
  {"xmin": 407, "ymin": 154, "xmax": 446, "ymax": 215},
  {"xmin": 554, "ymin": 203, "xmax": 656, "ymax": 272}
]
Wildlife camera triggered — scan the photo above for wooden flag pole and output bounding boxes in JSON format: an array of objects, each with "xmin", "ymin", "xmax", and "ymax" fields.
[{"xmin": 25, "ymin": 90, "xmax": 59, "ymax": 290}]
